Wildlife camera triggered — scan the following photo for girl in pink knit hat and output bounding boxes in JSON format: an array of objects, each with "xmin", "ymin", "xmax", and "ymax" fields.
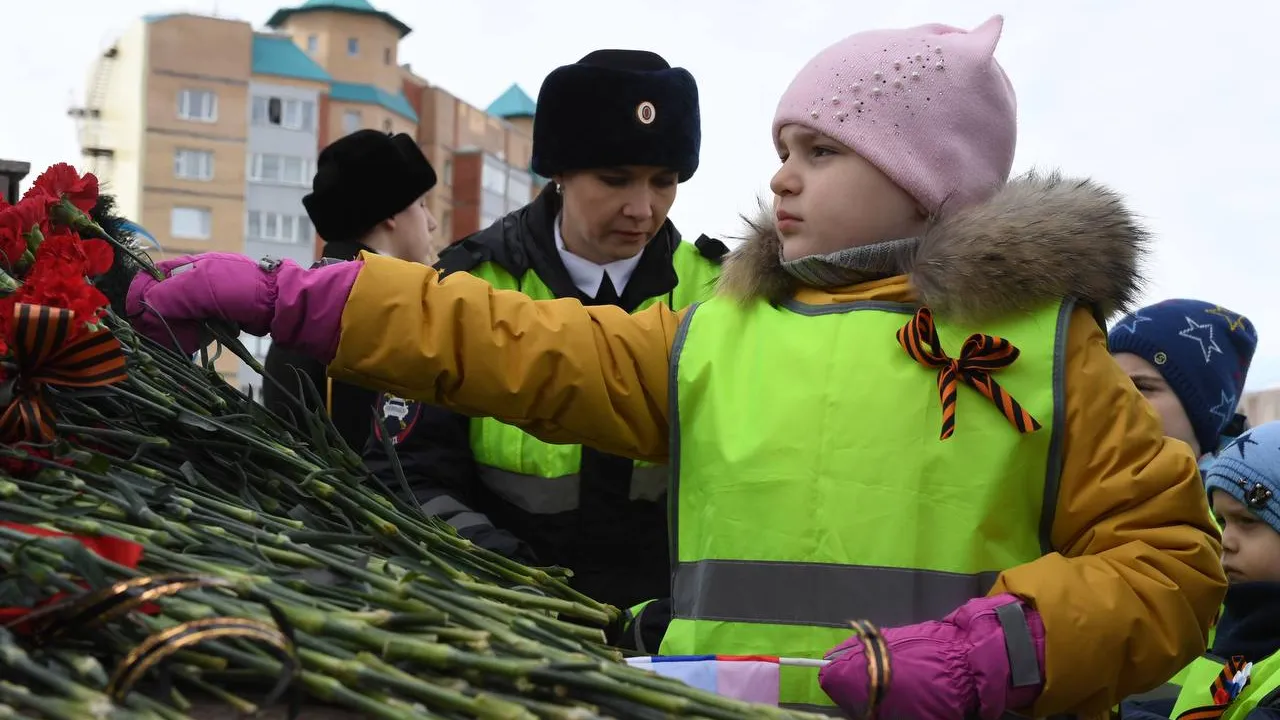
[{"xmin": 127, "ymin": 15, "xmax": 1223, "ymax": 719}]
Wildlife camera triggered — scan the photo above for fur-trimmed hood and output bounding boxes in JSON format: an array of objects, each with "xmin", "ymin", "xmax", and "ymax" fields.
[{"xmin": 718, "ymin": 171, "xmax": 1149, "ymax": 324}]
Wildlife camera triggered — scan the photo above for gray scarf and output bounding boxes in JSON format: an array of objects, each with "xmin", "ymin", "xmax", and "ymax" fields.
[{"xmin": 779, "ymin": 237, "xmax": 918, "ymax": 288}]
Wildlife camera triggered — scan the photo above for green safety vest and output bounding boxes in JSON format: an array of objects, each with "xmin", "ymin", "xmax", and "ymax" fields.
[
  {"xmin": 662, "ymin": 295, "xmax": 1071, "ymax": 710},
  {"xmin": 1171, "ymin": 651, "xmax": 1280, "ymax": 719},
  {"xmin": 465, "ymin": 241, "xmax": 720, "ymax": 513}
]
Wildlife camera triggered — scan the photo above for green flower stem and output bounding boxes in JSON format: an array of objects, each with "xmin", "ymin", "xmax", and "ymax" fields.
[
  {"xmin": 0, "ymin": 682, "xmax": 114, "ymax": 720},
  {"xmin": 171, "ymin": 669, "xmax": 257, "ymax": 716}
]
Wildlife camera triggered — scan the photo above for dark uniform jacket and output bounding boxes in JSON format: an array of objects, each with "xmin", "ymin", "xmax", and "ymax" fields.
[{"xmin": 362, "ymin": 186, "xmax": 726, "ymax": 611}]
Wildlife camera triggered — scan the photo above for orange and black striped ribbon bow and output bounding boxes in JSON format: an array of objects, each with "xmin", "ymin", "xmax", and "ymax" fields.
[
  {"xmin": 1175, "ymin": 655, "xmax": 1251, "ymax": 720},
  {"xmin": 0, "ymin": 303, "xmax": 129, "ymax": 444},
  {"xmin": 896, "ymin": 306, "xmax": 1041, "ymax": 440}
]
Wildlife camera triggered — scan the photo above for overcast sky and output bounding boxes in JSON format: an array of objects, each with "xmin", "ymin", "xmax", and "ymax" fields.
[{"xmin": 2, "ymin": 1, "xmax": 1278, "ymax": 388}]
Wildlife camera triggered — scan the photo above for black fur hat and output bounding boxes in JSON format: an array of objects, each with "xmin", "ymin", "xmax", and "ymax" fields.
[
  {"xmin": 91, "ymin": 193, "xmax": 145, "ymax": 318},
  {"xmin": 531, "ymin": 50, "xmax": 701, "ymax": 181},
  {"xmin": 303, "ymin": 130, "xmax": 436, "ymax": 245}
]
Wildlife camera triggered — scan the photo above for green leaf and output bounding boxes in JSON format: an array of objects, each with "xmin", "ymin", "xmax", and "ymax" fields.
[
  {"xmin": 108, "ymin": 476, "xmax": 145, "ymax": 515},
  {"xmin": 22, "ymin": 537, "xmax": 107, "ymax": 590},
  {"xmin": 179, "ymin": 461, "xmax": 209, "ymax": 489},
  {"xmin": 175, "ymin": 410, "xmax": 219, "ymax": 433},
  {"xmin": 22, "ymin": 222, "xmax": 43, "ymax": 253},
  {"xmin": 81, "ymin": 453, "xmax": 112, "ymax": 476}
]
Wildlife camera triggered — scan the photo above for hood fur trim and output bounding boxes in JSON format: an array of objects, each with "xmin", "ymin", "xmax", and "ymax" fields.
[{"xmin": 718, "ymin": 171, "xmax": 1150, "ymax": 323}]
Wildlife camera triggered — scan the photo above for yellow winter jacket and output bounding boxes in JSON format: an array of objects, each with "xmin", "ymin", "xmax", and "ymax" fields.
[{"xmin": 327, "ymin": 174, "xmax": 1226, "ymax": 718}]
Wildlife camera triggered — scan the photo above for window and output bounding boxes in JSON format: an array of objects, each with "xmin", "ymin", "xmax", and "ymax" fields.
[
  {"xmin": 251, "ymin": 97, "xmax": 314, "ymax": 131},
  {"xmin": 173, "ymin": 149, "xmax": 213, "ymax": 181},
  {"xmin": 343, "ymin": 111, "xmax": 361, "ymax": 134},
  {"xmin": 246, "ymin": 210, "xmax": 313, "ymax": 244},
  {"xmin": 507, "ymin": 171, "xmax": 532, "ymax": 209},
  {"xmin": 382, "ymin": 118, "xmax": 393, "ymax": 132},
  {"xmin": 177, "ymin": 89, "xmax": 217, "ymax": 122},
  {"xmin": 481, "ymin": 155, "xmax": 507, "ymax": 194},
  {"xmin": 282, "ymin": 156, "xmax": 306, "ymax": 184},
  {"xmin": 480, "ymin": 190, "xmax": 506, "ymax": 222},
  {"xmin": 442, "ymin": 159, "xmax": 453, "ymax": 186},
  {"xmin": 260, "ymin": 154, "xmax": 281, "ymax": 180},
  {"xmin": 383, "ymin": 47, "xmax": 392, "ymax": 65},
  {"xmin": 282, "ymin": 99, "xmax": 313, "ymax": 130},
  {"xmin": 347, "ymin": 37, "xmax": 359, "ymax": 56},
  {"xmin": 171, "ymin": 206, "xmax": 211, "ymax": 239},
  {"xmin": 481, "ymin": 155, "xmax": 508, "ymax": 220},
  {"xmin": 248, "ymin": 153, "xmax": 312, "ymax": 185},
  {"xmin": 306, "ymin": 34, "xmax": 318, "ymax": 54},
  {"xmin": 251, "ymin": 96, "xmax": 268, "ymax": 125}
]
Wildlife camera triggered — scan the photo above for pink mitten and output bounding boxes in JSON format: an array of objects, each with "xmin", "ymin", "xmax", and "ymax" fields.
[
  {"xmin": 125, "ymin": 253, "xmax": 361, "ymax": 361},
  {"xmin": 818, "ymin": 594, "xmax": 1046, "ymax": 720}
]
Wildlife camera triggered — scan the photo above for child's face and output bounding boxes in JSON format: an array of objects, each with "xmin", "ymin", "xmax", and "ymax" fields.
[
  {"xmin": 382, "ymin": 192, "xmax": 438, "ymax": 264},
  {"xmin": 771, "ymin": 125, "xmax": 925, "ymax": 261},
  {"xmin": 1213, "ymin": 492, "xmax": 1280, "ymax": 583},
  {"xmin": 1112, "ymin": 352, "xmax": 1200, "ymax": 456}
]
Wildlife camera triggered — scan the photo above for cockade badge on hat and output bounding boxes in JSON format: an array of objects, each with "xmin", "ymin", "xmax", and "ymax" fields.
[{"xmin": 636, "ymin": 101, "xmax": 656, "ymax": 125}]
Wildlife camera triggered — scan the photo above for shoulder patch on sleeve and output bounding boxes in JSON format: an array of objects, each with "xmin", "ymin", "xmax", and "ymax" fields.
[{"xmin": 372, "ymin": 394, "xmax": 424, "ymax": 445}]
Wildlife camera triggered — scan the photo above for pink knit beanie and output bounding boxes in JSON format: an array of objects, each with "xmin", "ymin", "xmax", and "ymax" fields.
[{"xmin": 773, "ymin": 16, "xmax": 1017, "ymax": 215}]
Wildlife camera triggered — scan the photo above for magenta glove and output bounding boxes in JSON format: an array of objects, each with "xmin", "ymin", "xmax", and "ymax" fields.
[
  {"xmin": 125, "ymin": 253, "xmax": 361, "ymax": 362},
  {"xmin": 818, "ymin": 594, "xmax": 1046, "ymax": 720}
]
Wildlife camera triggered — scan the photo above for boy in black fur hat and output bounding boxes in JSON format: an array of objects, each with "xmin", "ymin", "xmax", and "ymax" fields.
[{"xmin": 262, "ymin": 130, "xmax": 438, "ymax": 452}]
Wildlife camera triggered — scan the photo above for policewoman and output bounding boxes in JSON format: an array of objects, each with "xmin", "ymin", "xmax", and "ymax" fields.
[{"xmin": 362, "ymin": 50, "xmax": 725, "ymax": 642}]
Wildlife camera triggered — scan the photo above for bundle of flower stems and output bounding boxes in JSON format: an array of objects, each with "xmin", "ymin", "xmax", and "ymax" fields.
[{"xmin": 0, "ymin": 310, "xmax": 823, "ymax": 720}]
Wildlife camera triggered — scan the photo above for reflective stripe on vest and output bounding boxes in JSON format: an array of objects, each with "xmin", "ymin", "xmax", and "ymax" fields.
[
  {"xmin": 662, "ymin": 296, "xmax": 1070, "ymax": 708},
  {"xmin": 465, "ymin": 242, "xmax": 719, "ymax": 510},
  {"xmin": 1172, "ymin": 651, "xmax": 1280, "ymax": 719}
]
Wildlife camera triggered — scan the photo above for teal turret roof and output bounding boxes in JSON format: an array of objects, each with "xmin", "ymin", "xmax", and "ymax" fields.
[
  {"xmin": 251, "ymin": 35, "xmax": 332, "ymax": 83},
  {"xmin": 267, "ymin": 0, "xmax": 411, "ymax": 38},
  {"xmin": 330, "ymin": 81, "xmax": 419, "ymax": 122},
  {"xmin": 486, "ymin": 83, "xmax": 536, "ymax": 119}
]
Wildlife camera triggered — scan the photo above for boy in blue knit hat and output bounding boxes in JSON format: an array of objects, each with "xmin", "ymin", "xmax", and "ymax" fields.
[
  {"xmin": 1109, "ymin": 299, "xmax": 1258, "ymax": 460},
  {"xmin": 1144, "ymin": 422, "xmax": 1280, "ymax": 718}
]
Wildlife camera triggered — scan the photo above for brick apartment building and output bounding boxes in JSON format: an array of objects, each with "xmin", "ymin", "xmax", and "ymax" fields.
[{"xmin": 69, "ymin": 0, "xmax": 545, "ymax": 393}]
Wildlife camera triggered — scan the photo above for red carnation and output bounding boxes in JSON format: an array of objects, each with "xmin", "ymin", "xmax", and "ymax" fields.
[
  {"xmin": 33, "ymin": 232, "xmax": 112, "ymax": 278},
  {"xmin": 0, "ymin": 197, "xmax": 47, "ymax": 271},
  {"xmin": 10, "ymin": 269, "xmax": 109, "ymax": 331},
  {"xmin": 23, "ymin": 163, "xmax": 99, "ymax": 214},
  {"xmin": 0, "ymin": 205, "xmax": 28, "ymax": 270},
  {"xmin": 0, "ymin": 232, "xmax": 113, "ymax": 335}
]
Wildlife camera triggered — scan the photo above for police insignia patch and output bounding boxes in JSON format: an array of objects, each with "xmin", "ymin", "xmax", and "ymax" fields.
[{"xmin": 374, "ymin": 394, "xmax": 421, "ymax": 445}]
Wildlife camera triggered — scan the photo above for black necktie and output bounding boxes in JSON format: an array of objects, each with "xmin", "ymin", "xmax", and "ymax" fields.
[{"xmin": 592, "ymin": 273, "xmax": 620, "ymax": 306}]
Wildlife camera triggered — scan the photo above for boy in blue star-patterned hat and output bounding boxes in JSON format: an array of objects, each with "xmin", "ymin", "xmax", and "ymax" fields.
[
  {"xmin": 1117, "ymin": 310, "xmax": 1273, "ymax": 720},
  {"xmin": 1109, "ymin": 299, "xmax": 1258, "ymax": 459}
]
